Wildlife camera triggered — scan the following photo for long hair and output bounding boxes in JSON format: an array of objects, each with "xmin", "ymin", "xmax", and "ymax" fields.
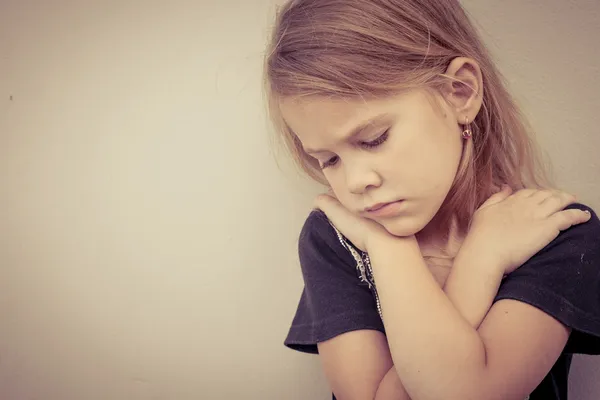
[{"xmin": 263, "ymin": 0, "xmax": 552, "ymax": 234}]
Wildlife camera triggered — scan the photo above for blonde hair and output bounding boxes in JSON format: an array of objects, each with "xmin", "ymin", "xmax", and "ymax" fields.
[{"xmin": 264, "ymin": 0, "xmax": 552, "ymax": 234}]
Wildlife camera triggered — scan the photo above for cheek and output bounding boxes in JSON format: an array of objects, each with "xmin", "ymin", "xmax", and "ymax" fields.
[
  {"xmin": 327, "ymin": 178, "xmax": 360, "ymax": 212},
  {"xmin": 420, "ymin": 125, "xmax": 462, "ymax": 172},
  {"xmin": 324, "ymin": 176, "xmax": 348, "ymax": 201},
  {"xmin": 385, "ymin": 130, "xmax": 462, "ymax": 192},
  {"xmin": 428, "ymin": 145, "xmax": 463, "ymax": 190}
]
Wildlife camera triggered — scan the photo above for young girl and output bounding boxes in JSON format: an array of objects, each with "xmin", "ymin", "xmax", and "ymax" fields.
[{"xmin": 264, "ymin": 1, "xmax": 600, "ymax": 399}]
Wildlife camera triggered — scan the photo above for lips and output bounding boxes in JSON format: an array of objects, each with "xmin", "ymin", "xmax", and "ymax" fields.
[
  {"xmin": 365, "ymin": 202, "xmax": 392, "ymax": 212},
  {"xmin": 362, "ymin": 200, "xmax": 406, "ymax": 218},
  {"xmin": 365, "ymin": 200, "xmax": 403, "ymax": 212}
]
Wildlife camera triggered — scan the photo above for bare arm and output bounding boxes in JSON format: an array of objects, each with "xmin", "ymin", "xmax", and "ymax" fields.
[
  {"xmin": 314, "ymin": 189, "xmax": 585, "ymax": 400},
  {"xmin": 320, "ymin": 244, "xmax": 508, "ymax": 400},
  {"xmin": 367, "ymin": 234, "xmax": 568, "ymax": 400},
  {"xmin": 370, "ymin": 245, "xmax": 505, "ymax": 399},
  {"xmin": 443, "ymin": 242, "xmax": 506, "ymax": 329}
]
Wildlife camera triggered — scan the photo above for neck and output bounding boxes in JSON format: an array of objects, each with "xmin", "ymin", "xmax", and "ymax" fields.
[{"xmin": 416, "ymin": 214, "xmax": 464, "ymax": 259}]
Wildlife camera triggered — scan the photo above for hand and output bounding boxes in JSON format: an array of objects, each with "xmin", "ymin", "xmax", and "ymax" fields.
[
  {"xmin": 313, "ymin": 192, "xmax": 391, "ymax": 252},
  {"xmin": 461, "ymin": 186, "xmax": 591, "ymax": 275}
]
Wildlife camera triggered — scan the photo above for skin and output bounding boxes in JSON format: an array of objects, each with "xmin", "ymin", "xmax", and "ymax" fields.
[
  {"xmin": 280, "ymin": 58, "xmax": 483, "ymax": 249},
  {"xmin": 281, "ymin": 58, "xmax": 592, "ymax": 399}
]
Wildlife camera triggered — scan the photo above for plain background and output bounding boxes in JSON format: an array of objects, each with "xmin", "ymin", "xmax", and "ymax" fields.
[{"xmin": 0, "ymin": 0, "xmax": 598, "ymax": 399}]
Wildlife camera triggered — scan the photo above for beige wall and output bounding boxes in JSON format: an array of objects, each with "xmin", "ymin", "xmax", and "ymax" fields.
[{"xmin": 0, "ymin": 0, "xmax": 598, "ymax": 399}]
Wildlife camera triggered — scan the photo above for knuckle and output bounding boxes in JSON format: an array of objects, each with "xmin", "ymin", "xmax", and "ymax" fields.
[
  {"xmin": 563, "ymin": 210, "xmax": 579, "ymax": 223},
  {"xmin": 559, "ymin": 190, "xmax": 575, "ymax": 200}
]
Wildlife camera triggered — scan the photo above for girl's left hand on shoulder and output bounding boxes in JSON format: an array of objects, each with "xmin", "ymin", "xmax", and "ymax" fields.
[
  {"xmin": 313, "ymin": 191, "xmax": 392, "ymax": 252},
  {"xmin": 463, "ymin": 186, "xmax": 591, "ymax": 275}
]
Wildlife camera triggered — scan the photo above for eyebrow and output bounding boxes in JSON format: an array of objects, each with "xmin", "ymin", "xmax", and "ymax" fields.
[{"xmin": 303, "ymin": 113, "xmax": 392, "ymax": 155}]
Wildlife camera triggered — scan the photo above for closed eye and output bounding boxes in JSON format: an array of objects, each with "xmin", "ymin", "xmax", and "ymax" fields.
[
  {"xmin": 361, "ymin": 129, "xmax": 389, "ymax": 149},
  {"xmin": 319, "ymin": 129, "xmax": 390, "ymax": 169},
  {"xmin": 320, "ymin": 156, "xmax": 339, "ymax": 169}
]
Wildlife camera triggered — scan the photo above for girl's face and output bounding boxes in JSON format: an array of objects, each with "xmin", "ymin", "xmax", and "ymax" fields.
[{"xmin": 280, "ymin": 89, "xmax": 465, "ymax": 237}]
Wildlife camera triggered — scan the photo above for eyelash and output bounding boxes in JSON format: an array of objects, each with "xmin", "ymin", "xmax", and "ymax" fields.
[{"xmin": 320, "ymin": 129, "xmax": 390, "ymax": 169}]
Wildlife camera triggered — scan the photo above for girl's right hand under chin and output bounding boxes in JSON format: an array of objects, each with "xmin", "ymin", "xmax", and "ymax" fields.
[{"xmin": 460, "ymin": 185, "xmax": 592, "ymax": 276}]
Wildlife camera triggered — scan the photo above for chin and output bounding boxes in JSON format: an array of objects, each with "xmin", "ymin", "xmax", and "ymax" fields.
[{"xmin": 380, "ymin": 216, "xmax": 428, "ymax": 238}]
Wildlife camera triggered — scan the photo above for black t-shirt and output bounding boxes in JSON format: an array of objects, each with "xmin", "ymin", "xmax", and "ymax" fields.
[{"xmin": 284, "ymin": 203, "xmax": 600, "ymax": 400}]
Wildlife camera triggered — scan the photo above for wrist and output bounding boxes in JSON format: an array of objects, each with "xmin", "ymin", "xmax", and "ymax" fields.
[
  {"xmin": 455, "ymin": 236, "xmax": 505, "ymax": 276},
  {"xmin": 366, "ymin": 229, "xmax": 417, "ymax": 253},
  {"xmin": 449, "ymin": 242, "xmax": 506, "ymax": 299},
  {"xmin": 446, "ymin": 242, "xmax": 506, "ymax": 329}
]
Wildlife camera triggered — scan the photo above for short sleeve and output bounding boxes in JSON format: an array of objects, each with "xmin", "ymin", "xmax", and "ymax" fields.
[
  {"xmin": 494, "ymin": 203, "xmax": 600, "ymax": 354},
  {"xmin": 284, "ymin": 210, "xmax": 385, "ymax": 354}
]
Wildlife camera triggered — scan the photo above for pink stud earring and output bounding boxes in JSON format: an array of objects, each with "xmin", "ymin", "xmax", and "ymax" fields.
[{"xmin": 462, "ymin": 116, "xmax": 473, "ymax": 139}]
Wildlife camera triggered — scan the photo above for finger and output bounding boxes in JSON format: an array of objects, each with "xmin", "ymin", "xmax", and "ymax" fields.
[
  {"xmin": 528, "ymin": 189, "xmax": 555, "ymax": 204},
  {"xmin": 326, "ymin": 187, "xmax": 338, "ymax": 199},
  {"xmin": 314, "ymin": 194, "xmax": 356, "ymax": 226},
  {"xmin": 513, "ymin": 188, "xmax": 538, "ymax": 198},
  {"xmin": 313, "ymin": 193, "xmax": 371, "ymax": 250},
  {"xmin": 547, "ymin": 209, "xmax": 592, "ymax": 231},
  {"xmin": 480, "ymin": 185, "xmax": 513, "ymax": 208},
  {"xmin": 538, "ymin": 191, "xmax": 577, "ymax": 217},
  {"xmin": 314, "ymin": 193, "xmax": 338, "ymax": 210}
]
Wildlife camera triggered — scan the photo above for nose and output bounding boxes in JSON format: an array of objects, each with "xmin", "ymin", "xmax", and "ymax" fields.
[{"xmin": 345, "ymin": 160, "xmax": 382, "ymax": 194}]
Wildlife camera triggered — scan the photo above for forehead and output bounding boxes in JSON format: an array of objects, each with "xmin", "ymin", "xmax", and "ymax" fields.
[
  {"xmin": 280, "ymin": 96, "xmax": 370, "ymax": 132},
  {"xmin": 279, "ymin": 96, "xmax": 389, "ymax": 148},
  {"xmin": 279, "ymin": 90, "xmax": 440, "ymax": 151}
]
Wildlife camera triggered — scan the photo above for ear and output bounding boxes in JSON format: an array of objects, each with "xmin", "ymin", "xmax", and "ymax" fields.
[{"xmin": 441, "ymin": 57, "xmax": 484, "ymax": 124}]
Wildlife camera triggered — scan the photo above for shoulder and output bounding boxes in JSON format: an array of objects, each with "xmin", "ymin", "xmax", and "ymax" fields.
[
  {"xmin": 496, "ymin": 202, "xmax": 600, "ymax": 353},
  {"xmin": 299, "ymin": 209, "xmax": 333, "ymax": 243},
  {"xmin": 298, "ymin": 209, "xmax": 357, "ymax": 275},
  {"xmin": 500, "ymin": 202, "xmax": 599, "ymax": 282},
  {"xmin": 551, "ymin": 202, "xmax": 600, "ymax": 252},
  {"xmin": 532, "ymin": 202, "xmax": 600, "ymax": 272},
  {"xmin": 285, "ymin": 210, "xmax": 386, "ymax": 353}
]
